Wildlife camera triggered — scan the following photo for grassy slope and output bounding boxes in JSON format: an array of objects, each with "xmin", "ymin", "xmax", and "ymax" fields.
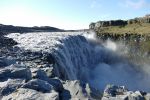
[{"xmin": 98, "ymin": 23, "xmax": 150, "ymax": 35}]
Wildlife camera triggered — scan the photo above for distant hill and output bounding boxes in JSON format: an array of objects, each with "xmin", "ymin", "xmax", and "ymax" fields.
[
  {"xmin": 0, "ymin": 24, "xmax": 65, "ymax": 35},
  {"xmin": 89, "ymin": 14, "xmax": 150, "ymax": 35}
]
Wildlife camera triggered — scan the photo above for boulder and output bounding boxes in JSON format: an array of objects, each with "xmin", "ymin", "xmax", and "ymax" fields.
[
  {"xmin": 0, "ymin": 57, "xmax": 16, "ymax": 68},
  {"xmin": 42, "ymin": 67, "xmax": 54, "ymax": 78},
  {"xmin": 61, "ymin": 80, "xmax": 101, "ymax": 100},
  {"xmin": 10, "ymin": 67, "xmax": 32, "ymax": 80},
  {"xmin": 31, "ymin": 68, "xmax": 48, "ymax": 80},
  {"xmin": 0, "ymin": 65, "xmax": 32, "ymax": 81},
  {"xmin": 48, "ymin": 78, "xmax": 64, "ymax": 92},
  {"xmin": 102, "ymin": 85, "xmax": 145, "ymax": 100},
  {"xmin": 103, "ymin": 84, "xmax": 128, "ymax": 97},
  {"xmin": 2, "ymin": 88, "xmax": 59, "ymax": 100},
  {"xmin": 0, "ymin": 68, "xmax": 11, "ymax": 80},
  {"xmin": 22, "ymin": 79, "xmax": 54, "ymax": 93},
  {"xmin": 61, "ymin": 80, "xmax": 86, "ymax": 99},
  {"xmin": 0, "ymin": 36, "xmax": 18, "ymax": 48},
  {"xmin": 0, "ymin": 79, "xmax": 25, "ymax": 96},
  {"xmin": 144, "ymin": 93, "xmax": 150, "ymax": 100}
]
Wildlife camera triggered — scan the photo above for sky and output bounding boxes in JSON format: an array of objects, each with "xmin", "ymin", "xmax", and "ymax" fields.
[{"xmin": 0, "ymin": 0, "xmax": 150, "ymax": 30}]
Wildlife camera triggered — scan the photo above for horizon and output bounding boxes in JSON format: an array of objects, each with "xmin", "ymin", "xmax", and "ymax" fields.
[{"xmin": 0, "ymin": 0, "xmax": 150, "ymax": 30}]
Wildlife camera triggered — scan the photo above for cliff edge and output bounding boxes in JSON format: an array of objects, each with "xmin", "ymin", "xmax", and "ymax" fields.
[{"xmin": 89, "ymin": 14, "xmax": 150, "ymax": 36}]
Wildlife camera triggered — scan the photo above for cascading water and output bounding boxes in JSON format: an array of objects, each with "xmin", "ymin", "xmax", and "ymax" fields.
[
  {"xmin": 7, "ymin": 32, "xmax": 150, "ymax": 92},
  {"xmin": 52, "ymin": 32, "xmax": 150, "ymax": 91}
]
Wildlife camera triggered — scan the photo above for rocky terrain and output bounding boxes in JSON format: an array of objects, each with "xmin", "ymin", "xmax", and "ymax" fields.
[
  {"xmin": 0, "ymin": 31, "xmax": 150, "ymax": 100},
  {"xmin": 0, "ymin": 32, "xmax": 100, "ymax": 100}
]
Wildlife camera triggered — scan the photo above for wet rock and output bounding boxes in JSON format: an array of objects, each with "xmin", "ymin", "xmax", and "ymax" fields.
[
  {"xmin": 102, "ymin": 96, "xmax": 128, "ymax": 100},
  {"xmin": 0, "ymin": 57, "xmax": 16, "ymax": 67},
  {"xmin": 42, "ymin": 53, "xmax": 55, "ymax": 64},
  {"xmin": 0, "ymin": 36, "xmax": 18, "ymax": 48},
  {"xmin": 144, "ymin": 93, "xmax": 150, "ymax": 100},
  {"xmin": 103, "ymin": 84, "xmax": 128, "ymax": 97},
  {"xmin": 127, "ymin": 91, "xmax": 145, "ymax": 100},
  {"xmin": 31, "ymin": 68, "xmax": 48, "ymax": 80},
  {"xmin": 22, "ymin": 79, "xmax": 54, "ymax": 93},
  {"xmin": 48, "ymin": 78, "xmax": 64, "ymax": 92},
  {"xmin": 10, "ymin": 67, "xmax": 31, "ymax": 80},
  {"xmin": 0, "ymin": 58, "xmax": 7, "ymax": 67},
  {"xmin": 0, "ymin": 68, "xmax": 11, "ymax": 80},
  {"xmin": 42, "ymin": 67, "xmax": 54, "ymax": 78},
  {"xmin": 2, "ymin": 88, "xmax": 59, "ymax": 100},
  {"xmin": 85, "ymin": 84, "xmax": 102, "ymax": 99},
  {"xmin": 102, "ymin": 85, "xmax": 145, "ymax": 100},
  {"xmin": 30, "ymin": 68, "xmax": 63, "ymax": 92},
  {"xmin": 0, "ymin": 79, "xmax": 25, "ymax": 96},
  {"xmin": 61, "ymin": 80, "xmax": 100, "ymax": 100},
  {"xmin": 0, "ymin": 65, "xmax": 32, "ymax": 81}
]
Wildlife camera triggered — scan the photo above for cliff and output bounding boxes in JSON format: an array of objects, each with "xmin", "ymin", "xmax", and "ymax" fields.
[
  {"xmin": 89, "ymin": 14, "xmax": 150, "ymax": 41},
  {"xmin": 90, "ymin": 14, "xmax": 150, "ymax": 29}
]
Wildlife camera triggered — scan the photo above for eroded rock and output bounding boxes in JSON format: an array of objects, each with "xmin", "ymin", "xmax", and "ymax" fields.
[
  {"xmin": 2, "ymin": 88, "xmax": 59, "ymax": 100},
  {"xmin": 0, "ymin": 79, "xmax": 25, "ymax": 96},
  {"xmin": 22, "ymin": 79, "xmax": 54, "ymax": 93},
  {"xmin": 102, "ymin": 85, "xmax": 145, "ymax": 100}
]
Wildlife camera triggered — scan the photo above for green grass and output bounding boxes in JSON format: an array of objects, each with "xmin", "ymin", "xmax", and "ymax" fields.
[{"xmin": 97, "ymin": 23, "xmax": 150, "ymax": 35}]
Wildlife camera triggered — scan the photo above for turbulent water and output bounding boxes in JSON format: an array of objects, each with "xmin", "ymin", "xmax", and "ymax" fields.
[{"xmin": 7, "ymin": 32, "xmax": 150, "ymax": 92}]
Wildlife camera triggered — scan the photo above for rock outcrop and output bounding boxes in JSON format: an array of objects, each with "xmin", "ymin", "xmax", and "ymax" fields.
[
  {"xmin": 90, "ymin": 20, "xmax": 127, "ymax": 28},
  {"xmin": 90, "ymin": 14, "xmax": 150, "ymax": 29}
]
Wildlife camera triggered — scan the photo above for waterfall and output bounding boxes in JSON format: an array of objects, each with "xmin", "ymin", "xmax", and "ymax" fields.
[{"xmin": 7, "ymin": 32, "xmax": 150, "ymax": 91}]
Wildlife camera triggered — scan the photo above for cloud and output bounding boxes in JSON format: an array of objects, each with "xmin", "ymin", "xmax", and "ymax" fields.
[
  {"xmin": 90, "ymin": 0, "xmax": 102, "ymax": 8},
  {"xmin": 119, "ymin": 0, "xmax": 148, "ymax": 9}
]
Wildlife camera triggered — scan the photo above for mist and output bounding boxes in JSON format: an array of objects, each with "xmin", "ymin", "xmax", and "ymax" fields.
[{"xmin": 83, "ymin": 31, "xmax": 150, "ymax": 92}]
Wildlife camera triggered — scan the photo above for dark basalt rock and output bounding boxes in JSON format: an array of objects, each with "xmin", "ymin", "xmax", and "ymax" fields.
[
  {"xmin": 0, "ymin": 65, "xmax": 32, "ymax": 81},
  {"xmin": 22, "ymin": 79, "xmax": 54, "ymax": 93},
  {"xmin": 0, "ymin": 79, "xmax": 25, "ymax": 96},
  {"xmin": 0, "ymin": 36, "xmax": 18, "ymax": 48},
  {"xmin": 42, "ymin": 53, "xmax": 55, "ymax": 64}
]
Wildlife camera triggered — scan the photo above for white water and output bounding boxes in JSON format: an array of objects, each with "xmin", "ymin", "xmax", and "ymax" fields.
[{"xmin": 7, "ymin": 32, "xmax": 150, "ymax": 91}]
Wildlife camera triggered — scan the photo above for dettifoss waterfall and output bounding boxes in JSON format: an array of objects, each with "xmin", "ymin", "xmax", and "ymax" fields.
[{"xmin": 7, "ymin": 32, "xmax": 150, "ymax": 92}]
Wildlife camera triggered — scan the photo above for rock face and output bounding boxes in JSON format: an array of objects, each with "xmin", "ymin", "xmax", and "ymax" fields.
[
  {"xmin": 90, "ymin": 14, "xmax": 150, "ymax": 30},
  {"xmin": 2, "ymin": 88, "xmax": 59, "ymax": 100},
  {"xmin": 90, "ymin": 20, "xmax": 127, "ymax": 28}
]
